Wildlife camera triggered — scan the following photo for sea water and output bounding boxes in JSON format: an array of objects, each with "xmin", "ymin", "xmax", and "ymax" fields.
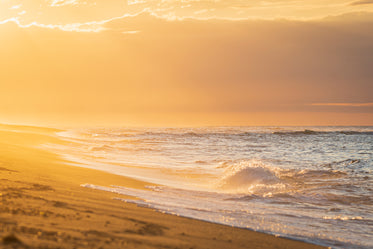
[{"xmin": 48, "ymin": 127, "xmax": 373, "ymax": 248}]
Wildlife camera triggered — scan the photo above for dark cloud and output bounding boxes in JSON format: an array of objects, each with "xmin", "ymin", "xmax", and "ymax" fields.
[{"xmin": 350, "ymin": 0, "xmax": 373, "ymax": 6}]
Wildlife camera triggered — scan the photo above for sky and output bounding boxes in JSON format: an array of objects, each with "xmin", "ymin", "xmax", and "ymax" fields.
[{"xmin": 0, "ymin": 0, "xmax": 373, "ymax": 126}]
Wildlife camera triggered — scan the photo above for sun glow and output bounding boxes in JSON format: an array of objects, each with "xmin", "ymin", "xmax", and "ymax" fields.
[{"xmin": 0, "ymin": 0, "xmax": 372, "ymax": 126}]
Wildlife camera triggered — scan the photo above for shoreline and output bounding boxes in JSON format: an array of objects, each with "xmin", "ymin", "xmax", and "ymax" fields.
[{"xmin": 0, "ymin": 124, "xmax": 326, "ymax": 249}]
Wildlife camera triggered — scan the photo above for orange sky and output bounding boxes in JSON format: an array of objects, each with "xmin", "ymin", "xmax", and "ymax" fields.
[{"xmin": 0, "ymin": 1, "xmax": 372, "ymax": 126}]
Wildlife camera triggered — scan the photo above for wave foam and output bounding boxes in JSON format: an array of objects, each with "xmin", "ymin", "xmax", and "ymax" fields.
[
  {"xmin": 217, "ymin": 160, "xmax": 284, "ymax": 194},
  {"xmin": 216, "ymin": 159, "xmax": 351, "ymax": 195}
]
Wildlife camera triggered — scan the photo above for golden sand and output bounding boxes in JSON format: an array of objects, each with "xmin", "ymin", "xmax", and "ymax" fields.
[{"xmin": 0, "ymin": 124, "xmax": 325, "ymax": 249}]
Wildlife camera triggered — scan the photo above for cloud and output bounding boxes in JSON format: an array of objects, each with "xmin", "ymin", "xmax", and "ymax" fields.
[
  {"xmin": 10, "ymin": 4, "xmax": 22, "ymax": 9},
  {"xmin": 50, "ymin": 0, "xmax": 79, "ymax": 7},
  {"xmin": 128, "ymin": 0, "xmax": 147, "ymax": 5},
  {"xmin": 0, "ymin": 17, "xmax": 106, "ymax": 32},
  {"xmin": 311, "ymin": 103, "xmax": 373, "ymax": 107},
  {"xmin": 0, "ymin": 10, "xmax": 147, "ymax": 32},
  {"xmin": 350, "ymin": 0, "xmax": 373, "ymax": 6},
  {"xmin": 2, "ymin": 0, "xmax": 373, "ymax": 29}
]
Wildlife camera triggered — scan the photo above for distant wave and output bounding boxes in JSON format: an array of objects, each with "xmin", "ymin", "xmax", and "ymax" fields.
[
  {"xmin": 338, "ymin": 131, "xmax": 373, "ymax": 135},
  {"xmin": 141, "ymin": 130, "xmax": 373, "ymax": 137},
  {"xmin": 273, "ymin": 129, "xmax": 373, "ymax": 135},
  {"xmin": 93, "ymin": 130, "xmax": 373, "ymax": 140},
  {"xmin": 273, "ymin": 129, "xmax": 319, "ymax": 135},
  {"xmin": 57, "ymin": 128, "xmax": 373, "ymax": 147},
  {"xmin": 322, "ymin": 159, "xmax": 361, "ymax": 168}
]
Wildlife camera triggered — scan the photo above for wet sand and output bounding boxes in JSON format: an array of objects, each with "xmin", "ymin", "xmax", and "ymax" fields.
[{"xmin": 0, "ymin": 124, "xmax": 326, "ymax": 249}]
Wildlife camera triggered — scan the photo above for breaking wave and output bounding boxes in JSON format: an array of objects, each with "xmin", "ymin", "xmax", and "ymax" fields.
[
  {"xmin": 217, "ymin": 160, "xmax": 283, "ymax": 193},
  {"xmin": 216, "ymin": 159, "xmax": 351, "ymax": 196}
]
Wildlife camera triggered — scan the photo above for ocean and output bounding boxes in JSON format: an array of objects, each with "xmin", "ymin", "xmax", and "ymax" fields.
[{"xmin": 46, "ymin": 126, "xmax": 373, "ymax": 248}]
